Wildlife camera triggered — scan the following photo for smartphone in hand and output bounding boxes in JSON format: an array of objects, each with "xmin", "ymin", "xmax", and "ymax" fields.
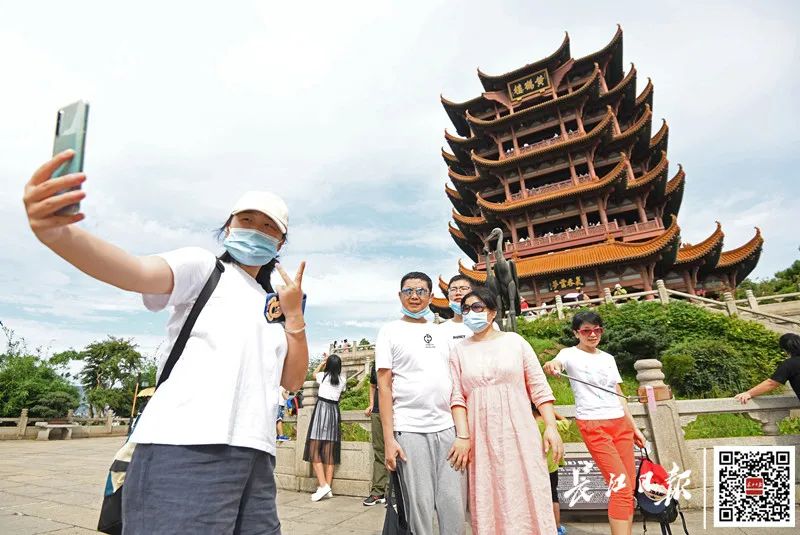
[{"xmin": 52, "ymin": 101, "xmax": 89, "ymax": 215}]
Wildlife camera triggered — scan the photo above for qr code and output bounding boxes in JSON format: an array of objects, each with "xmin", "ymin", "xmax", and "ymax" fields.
[{"xmin": 714, "ymin": 446, "xmax": 795, "ymax": 527}]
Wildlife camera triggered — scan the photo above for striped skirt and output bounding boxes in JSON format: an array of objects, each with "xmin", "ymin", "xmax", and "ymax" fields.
[{"xmin": 302, "ymin": 396, "xmax": 342, "ymax": 465}]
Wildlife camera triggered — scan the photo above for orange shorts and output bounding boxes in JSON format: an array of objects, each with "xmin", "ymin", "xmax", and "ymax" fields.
[{"xmin": 577, "ymin": 417, "xmax": 636, "ymax": 520}]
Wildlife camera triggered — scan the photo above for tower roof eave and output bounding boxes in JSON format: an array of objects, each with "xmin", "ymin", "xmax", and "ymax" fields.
[
  {"xmin": 627, "ymin": 150, "xmax": 667, "ymax": 192},
  {"xmin": 459, "ymin": 215, "xmax": 680, "ymax": 280},
  {"xmin": 466, "ymin": 67, "xmax": 601, "ymax": 131},
  {"xmin": 476, "ymin": 32, "xmax": 571, "ymax": 91},
  {"xmin": 471, "ymin": 106, "xmax": 615, "ymax": 170},
  {"xmin": 477, "ymin": 154, "xmax": 628, "ymax": 213},
  {"xmin": 675, "ymin": 222, "xmax": 724, "ymax": 265},
  {"xmin": 716, "ymin": 228, "xmax": 764, "ymax": 268}
]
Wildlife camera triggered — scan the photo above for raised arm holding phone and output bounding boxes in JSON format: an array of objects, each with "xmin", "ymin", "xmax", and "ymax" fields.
[{"xmin": 23, "ymin": 121, "xmax": 308, "ymax": 533}]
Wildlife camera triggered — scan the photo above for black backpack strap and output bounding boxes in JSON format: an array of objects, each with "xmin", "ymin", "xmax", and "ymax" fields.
[
  {"xmin": 156, "ymin": 259, "xmax": 224, "ymax": 388},
  {"xmin": 677, "ymin": 507, "xmax": 689, "ymax": 535}
]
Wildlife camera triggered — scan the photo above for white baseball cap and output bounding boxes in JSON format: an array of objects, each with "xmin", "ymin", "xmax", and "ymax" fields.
[{"xmin": 231, "ymin": 191, "xmax": 289, "ymax": 234}]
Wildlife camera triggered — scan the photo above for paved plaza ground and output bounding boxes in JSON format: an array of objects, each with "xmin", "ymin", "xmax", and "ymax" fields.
[{"xmin": 0, "ymin": 437, "xmax": 792, "ymax": 534}]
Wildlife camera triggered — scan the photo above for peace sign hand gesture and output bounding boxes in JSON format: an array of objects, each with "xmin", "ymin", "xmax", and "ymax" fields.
[{"xmin": 275, "ymin": 261, "xmax": 306, "ymax": 322}]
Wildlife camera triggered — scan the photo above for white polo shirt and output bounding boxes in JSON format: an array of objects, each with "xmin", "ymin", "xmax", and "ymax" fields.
[
  {"xmin": 552, "ymin": 345, "xmax": 624, "ymax": 420},
  {"xmin": 130, "ymin": 247, "xmax": 287, "ymax": 456}
]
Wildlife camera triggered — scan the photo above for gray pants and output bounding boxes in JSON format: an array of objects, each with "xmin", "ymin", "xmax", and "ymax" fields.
[
  {"xmin": 122, "ymin": 444, "xmax": 280, "ymax": 535},
  {"xmin": 396, "ymin": 427, "xmax": 467, "ymax": 535}
]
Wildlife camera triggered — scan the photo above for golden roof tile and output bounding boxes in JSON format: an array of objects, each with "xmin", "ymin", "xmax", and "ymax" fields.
[
  {"xmin": 459, "ymin": 215, "xmax": 680, "ymax": 280},
  {"xmin": 675, "ymin": 222, "xmax": 724, "ymax": 264},
  {"xmin": 448, "ymin": 222, "xmax": 467, "ymax": 240},
  {"xmin": 612, "ymin": 104, "xmax": 652, "ymax": 143},
  {"xmin": 717, "ymin": 228, "xmax": 763, "ymax": 268},
  {"xmin": 635, "ymin": 78, "xmax": 653, "ymax": 107},
  {"xmin": 649, "ymin": 119, "xmax": 668, "ymax": 149},
  {"xmin": 665, "ymin": 165, "xmax": 685, "ymax": 195},
  {"xmin": 627, "ymin": 151, "xmax": 667, "ymax": 190},
  {"xmin": 452, "ymin": 209, "xmax": 489, "ymax": 227},
  {"xmin": 445, "ymin": 184, "xmax": 462, "ymax": 201}
]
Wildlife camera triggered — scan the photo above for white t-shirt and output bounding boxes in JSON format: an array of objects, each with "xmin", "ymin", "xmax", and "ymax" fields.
[
  {"xmin": 130, "ymin": 247, "xmax": 288, "ymax": 456},
  {"xmin": 438, "ymin": 319, "xmax": 500, "ymax": 351},
  {"xmin": 316, "ymin": 372, "xmax": 346, "ymax": 401},
  {"xmin": 375, "ymin": 319, "xmax": 453, "ymax": 433},
  {"xmin": 552, "ymin": 346, "xmax": 624, "ymax": 420}
]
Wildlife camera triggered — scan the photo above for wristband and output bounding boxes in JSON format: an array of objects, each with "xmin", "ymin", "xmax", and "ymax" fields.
[
  {"xmin": 456, "ymin": 434, "xmax": 470, "ymax": 440},
  {"xmin": 284, "ymin": 324, "xmax": 306, "ymax": 335}
]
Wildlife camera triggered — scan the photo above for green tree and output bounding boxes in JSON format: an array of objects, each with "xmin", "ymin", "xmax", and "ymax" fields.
[
  {"xmin": 0, "ymin": 354, "xmax": 80, "ymax": 418},
  {"xmin": 738, "ymin": 254, "xmax": 800, "ymax": 297},
  {"xmin": 52, "ymin": 337, "xmax": 145, "ymax": 417}
]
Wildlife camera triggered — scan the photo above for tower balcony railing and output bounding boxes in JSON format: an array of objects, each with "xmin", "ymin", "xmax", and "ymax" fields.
[
  {"xmin": 509, "ymin": 173, "xmax": 594, "ymax": 201},
  {"xmin": 475, "ymin": 219, "xmax": 665, "ymax": 268},
  {"xmin": 501, "ymin": 129, "xmax": 583, "ymax": 159}
]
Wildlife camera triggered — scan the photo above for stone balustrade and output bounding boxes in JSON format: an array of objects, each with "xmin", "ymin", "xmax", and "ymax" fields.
[{"xmin": 0, "ymin": 409, "xmax": 130, "ymax": 440}]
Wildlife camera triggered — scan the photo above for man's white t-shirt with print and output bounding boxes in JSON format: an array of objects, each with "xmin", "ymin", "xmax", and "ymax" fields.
[
  {"xmin": 552, "ymin": 345, "xmax": 624, "ymax": 420},
  {"xmin": 129, "ymin": 247, "xmax": 288, "ymax": 456},
  {"xmin": 316, "ymin": 372, "xmax": 346, "ymax": 402},
  {"xmin": 375, "ymin": 320, "xmax": 453, "ymax": 433}
]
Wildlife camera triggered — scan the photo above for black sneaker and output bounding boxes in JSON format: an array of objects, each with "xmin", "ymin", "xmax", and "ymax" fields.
[{"xmin": 362, "ymin": 494, "xmax": 386, "ymax": 506}]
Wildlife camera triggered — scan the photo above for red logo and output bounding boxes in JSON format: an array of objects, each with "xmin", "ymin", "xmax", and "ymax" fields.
[{"xmin": 744, "ymin": 477, "xmax": 764, "ymax": 496}]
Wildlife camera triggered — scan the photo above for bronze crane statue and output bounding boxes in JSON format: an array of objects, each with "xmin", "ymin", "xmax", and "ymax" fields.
[{"xmin": 484, "ymin": 227, "xmax": 521, "ymax": 331}]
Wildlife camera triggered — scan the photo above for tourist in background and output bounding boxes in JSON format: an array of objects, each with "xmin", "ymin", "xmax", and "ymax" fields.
[
  {"xmin": 438, "ymin": 275, "xmax": 475, "ymax": 349},
  {"xmin": 362, "ymin": 361, "xmax": 388, "ymax": 506},
  {"xmin": 449, "ymin": 287, "xmax": 562, "ymax": 535},
  {"xmin": 543, "ymin": 311, "xmax": 645, "ymax": 535},
  {"xmin": 304, "ymin": 353, "xmax": 346, "ymax": 501},
  {"xmin": 23, "ymin": 150, "xmax": 308, "ymax": 534},
  {"xmin": 377, "ymin": 271, "xmax": 466, "ymax": 535},
  {"xmin": 276, "ymin": 387, "xmax": 290, "ymax": 442},
  {"xmin": 735, "ymin": 332, "xmax": 800, "ymax": 402}
]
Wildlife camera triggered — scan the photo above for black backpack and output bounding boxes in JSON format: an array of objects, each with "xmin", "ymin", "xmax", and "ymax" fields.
[{"xmin": 635, "ymin": 448, "xmax": 689, "ymax": 535}]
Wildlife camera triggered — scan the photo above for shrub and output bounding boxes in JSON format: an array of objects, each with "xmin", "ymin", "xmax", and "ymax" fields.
[
  {"xmin": 339, "ymin": 377, "xmax": 369, "ymax": 411},
  {"xmin": 662, "ymin": 339, "xmax": 750, "ymax": 398}
]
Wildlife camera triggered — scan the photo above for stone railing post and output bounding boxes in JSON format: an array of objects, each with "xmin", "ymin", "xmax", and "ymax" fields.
[
  {"xmin": 603, "ymin": 287, "xmax": 613, "ymax": 304},
  {"xmin": 17, "ymin": 408, "xmax": 28, "ymax": 437},
  {"xmin": 745, "ymin": 289, "xmax": 760, "ymax": 311},
  {"xmin": 656, "ymin": 279, "xmax": 669, "ymax": 304},
  {"xmin": 723, "ymin": 292, "xmax": 738, "ymax": 316},
  {"xmin": 746, "ymin": 409, "xmax": 790, "ymax": 436},
  {"xmin": 634, "ymin": 359, "xmax": 699, "ymax": 487},
  {"xmin": 104, "ymin": 410, "xmax": 114, "ymax": 434},
  {"xmin": 555, "ymin": 294, "xmax": 564, "ymax": 319},
  {"xmin": 294, "ymin": 380, "xmax": 319, "ymax": 490}
]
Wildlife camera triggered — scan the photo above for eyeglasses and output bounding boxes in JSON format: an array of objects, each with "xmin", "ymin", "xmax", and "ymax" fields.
[
  {"xmin": 576, "ymin": 327, "xmax": 604, "ymax": 337},
  {"xmin": 461, "ymin": 302, "xmax": 486, "ymax": 314},
  {"xmin": 448, "ymin": 286, "xmax": 472, "ymax": 294},
  {"xmin": 400, "ymin": 287, "xmax": 430, "ymax": 298}
]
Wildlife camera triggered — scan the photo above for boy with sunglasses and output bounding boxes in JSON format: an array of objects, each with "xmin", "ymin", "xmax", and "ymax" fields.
[
  {"xmin": 375, "ymin": 271, "xmax": 467, "ymax": 535},
  {"xmin": 543, "ymin": 311, "xmax": 645, "ymax": 535}
]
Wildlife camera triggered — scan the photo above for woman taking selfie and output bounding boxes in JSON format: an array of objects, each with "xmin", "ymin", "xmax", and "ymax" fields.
[
  {"xmin": 448, "ymin": 287, "xmax": 562, "ymax": 535},
  {"xmin": 23, "ymin": 149, "xmax": 308, "ymax": 534}
]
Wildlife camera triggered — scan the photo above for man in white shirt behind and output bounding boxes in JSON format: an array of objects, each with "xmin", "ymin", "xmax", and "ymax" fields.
[
  {"xmin": 376, "ymin": 271, "xmax": 466, "ymax": 535},
  {"xmin": 438, "ymin": 275, "xmax": 500, "ymax": 351}
]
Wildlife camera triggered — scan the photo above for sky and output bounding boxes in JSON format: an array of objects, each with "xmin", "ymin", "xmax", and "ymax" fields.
[{"xmin": 1, "ymin": 0, "xmax": 798, "ymax": 365}]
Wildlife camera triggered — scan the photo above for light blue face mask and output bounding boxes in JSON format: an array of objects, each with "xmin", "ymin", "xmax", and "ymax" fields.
[
  {"xmin": 223, "ymin": 228, "xmax": 280, "ymax": 266},
  {"xmin": 463, "ymin": 311, "xmax": 490, "ymax": 333},
  {"xmin": 402, "ymin": 306, "xmax": 429, "ymax": 320},
  {"xmin": 448, "ymin": 301, "xmax": 463, "ymax": 315}
]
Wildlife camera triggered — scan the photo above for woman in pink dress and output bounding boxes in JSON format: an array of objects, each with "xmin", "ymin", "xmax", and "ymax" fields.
[{"xmin": 447, "ymin": 287, "xmax": 564, "ymax": 535}]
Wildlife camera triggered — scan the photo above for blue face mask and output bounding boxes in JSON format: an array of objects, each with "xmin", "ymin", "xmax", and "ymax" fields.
[
  {"xmin": 402, "ymin": 306, "xmax": 429, "ymax": 320},
  {"xmin": 463, "ymin": 311, "xmax": 490, "ymax": 333},
  {"xmin": 449, "ymin": 301, "xmax": 462, "ymax": 315},
  {"xmin": 223, "ymin": 228, "xmax": 280, "ymax": 266}
]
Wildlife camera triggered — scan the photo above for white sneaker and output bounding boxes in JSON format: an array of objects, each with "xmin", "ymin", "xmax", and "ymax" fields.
[{"xmin": 311, "ymin": 484, "xmax": 332, "ymax": 502}]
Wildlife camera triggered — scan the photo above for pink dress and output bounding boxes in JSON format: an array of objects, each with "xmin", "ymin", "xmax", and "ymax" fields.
[{"xmin": 450, "ymin": 332, "xmax": 557, "ymax": 535}]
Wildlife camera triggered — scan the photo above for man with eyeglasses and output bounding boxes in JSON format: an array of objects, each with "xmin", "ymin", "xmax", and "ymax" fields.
[
  {"xmin": 375, "ymin": 271, "xmax": 467, "ymax": 535},
  {"xmin": 438, "ymin": 275, "xmax": 498, "ymax": 351}
]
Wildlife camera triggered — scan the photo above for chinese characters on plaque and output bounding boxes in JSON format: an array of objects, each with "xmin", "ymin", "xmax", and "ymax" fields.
[
  {"xmin": 549, "ymin": 275, "xmax": 583, "ymax": 292},
  {"xmin": 506, "ymin": 68, "xmax": 551, "ymax": 101}
]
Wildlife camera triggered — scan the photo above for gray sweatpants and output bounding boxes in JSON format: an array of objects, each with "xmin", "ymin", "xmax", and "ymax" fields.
[
  {"xmin": 396, "ymin": 427, "xmax": 467, "ymax": 535},
  {"xmin": 122, "ymin": 444, "xmax": 280, "ymax": 535}
]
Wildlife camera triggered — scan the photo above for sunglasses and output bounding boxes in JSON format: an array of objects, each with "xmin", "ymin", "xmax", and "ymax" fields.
[
  {"xmin": 461, "ymin": 302, "xmax": 487, "ymax": 314},
  {"xmin": 576, "ymin": 327, "xmax": 604, "ymax": 337},
  {"xmin": 400, "ymin": 287, "xmax": 430, "ymax": 298}
]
